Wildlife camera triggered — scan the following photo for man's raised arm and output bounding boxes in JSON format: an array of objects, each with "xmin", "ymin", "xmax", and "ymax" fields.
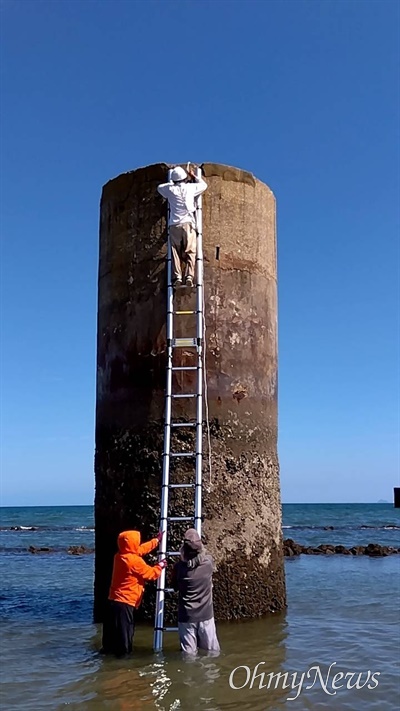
[
  {"xmin": 188, "ymin": 167, "xmax": 207, "ymax": 195},
  {"xmin": 157, "ymin": 181, "xmax": 173, "ymax": 198}
]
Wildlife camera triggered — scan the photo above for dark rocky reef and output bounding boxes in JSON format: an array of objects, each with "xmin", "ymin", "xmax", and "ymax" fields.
[
  {"xmin": 27, "ymin": 545, "xmax": 94, "ymax": 555},
  {"xmin": 25, "ymin": 541, "xmax": 399, "ymax": 557},
  {"xmin": 283, "ymin": 539, "xmax": 400, "ymax": 557}
]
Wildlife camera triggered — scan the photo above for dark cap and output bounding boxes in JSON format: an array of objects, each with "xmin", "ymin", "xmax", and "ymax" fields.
[{"xmin": 184, "ymin": 528, "xmax": 202, "ymax": 552}]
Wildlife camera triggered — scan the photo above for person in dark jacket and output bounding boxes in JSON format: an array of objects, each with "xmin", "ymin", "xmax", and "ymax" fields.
[{"xmin": 171, "ymin": 528, "xmax": 220, "ymax": 655}]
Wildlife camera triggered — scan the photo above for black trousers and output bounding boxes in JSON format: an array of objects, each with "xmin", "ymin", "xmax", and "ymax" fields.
[{"xmin": 101, "ymin": 600, "xmax": 136, "ymax": 656}]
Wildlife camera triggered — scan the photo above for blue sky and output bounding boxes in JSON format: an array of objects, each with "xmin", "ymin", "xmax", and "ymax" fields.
[{"xmin": 1, "ymin": 0, "xmax": 398, "ymax": 506}]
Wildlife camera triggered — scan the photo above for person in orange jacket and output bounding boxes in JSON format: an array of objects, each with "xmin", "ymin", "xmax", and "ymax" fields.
[{"xmin": 101, "ymin": 530, "xmax": 167, "ymax": 656}]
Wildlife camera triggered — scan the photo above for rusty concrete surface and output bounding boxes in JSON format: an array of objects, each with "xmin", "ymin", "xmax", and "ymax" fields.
[{"xmin": 94, "ymin": 162, "xmax": 286, "ymax": 623}]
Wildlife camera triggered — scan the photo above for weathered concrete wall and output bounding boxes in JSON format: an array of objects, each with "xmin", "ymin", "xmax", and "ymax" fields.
[{"xmin": 94, "ymin": 162, "xmax": 286, "ymax": 622}]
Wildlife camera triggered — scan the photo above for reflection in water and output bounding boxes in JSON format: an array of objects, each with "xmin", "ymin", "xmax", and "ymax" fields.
[
  {"xmin": 45, "ymin": 612, "xmax": 287, "ymax": 710},
  {"xmin": 75, "ymin": 612, "xmax": 289, "ymax": 711}
]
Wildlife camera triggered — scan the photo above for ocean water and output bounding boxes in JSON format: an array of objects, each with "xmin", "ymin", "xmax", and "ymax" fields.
[{"xmin": 0, "ymin": 504, "xmax": 399, "ymax": 710}]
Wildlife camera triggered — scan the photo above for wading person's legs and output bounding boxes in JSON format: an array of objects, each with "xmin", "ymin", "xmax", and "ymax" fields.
[
  {"xmin": 113, "ymin": 600, "xmax": 136, "ymax": 656},
  {"xmin": 178, "ymin": 621, "xmax": 198, "ymax": 655},
  {"xmin": 197, "ymin": 618, "xmax": 220, "ymax": 653},
  {"xmin": 101, "ymin": 599, "xmax": 118, "ymax": 654}
]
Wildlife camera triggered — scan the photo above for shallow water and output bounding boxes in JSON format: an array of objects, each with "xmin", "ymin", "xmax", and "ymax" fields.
[{"xmin": 1, "ymin": 506, "xmax": 399, "ymax": 710}]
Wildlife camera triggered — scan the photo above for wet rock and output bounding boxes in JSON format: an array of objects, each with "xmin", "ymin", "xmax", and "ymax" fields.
[
  {"xmin": 67, "ymin": 545, "xmax": 94, "ymax": 555},
  {"xmin": 283, "ymin": 539, "xmax": 303, "ymax": 556},
  {"xmin": 317, "ymin": 544, "xmax": 335, "ymax": 553},
  {"xmin": 364, "ymin": 543, "xmax": 390, "ymax": 557},
  {"xmin": 334, "ymin": 545, "xmax": 349, "ymax": 554},
  {"xmin": 26, "ymin": 545, "xmax": 95, "ymax": 555},
  {"xmin": 282, "ymin": 540, "xmax": 400, "ymax": 557}
]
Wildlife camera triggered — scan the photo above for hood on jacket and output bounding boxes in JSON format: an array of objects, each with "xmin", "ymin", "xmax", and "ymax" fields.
[
  {"xmin": 117, "ymin": 530, "xmax": 141, "ymax": 554},
  {"xmin": 180, "ymin": 528, "xmax": 205, "ymax": 565},
  {"xmin": 184, "ymin": 528, "xmax": 203, "ymax": 552}
]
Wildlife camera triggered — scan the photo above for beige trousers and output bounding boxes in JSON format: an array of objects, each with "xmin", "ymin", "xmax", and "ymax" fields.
[
  {"xmin": 169, "ymin": 223, "xmax": 197, "ymax": 281},
  {"xmin": 178, "ymin": 618, "xmax": 220, "ymax": 655}
]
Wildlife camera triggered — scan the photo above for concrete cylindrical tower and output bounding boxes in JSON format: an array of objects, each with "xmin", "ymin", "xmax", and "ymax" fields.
[{"xmin": 94, "ymin": 162, "xmax": 286, "ymax": 622}]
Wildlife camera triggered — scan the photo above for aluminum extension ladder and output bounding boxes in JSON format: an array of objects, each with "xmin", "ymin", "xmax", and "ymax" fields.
[{"xmin": 153, "ymin": 166, "xmax": 204, "ymax": 652}]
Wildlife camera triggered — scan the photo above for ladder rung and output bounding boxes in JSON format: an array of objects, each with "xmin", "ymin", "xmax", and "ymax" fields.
[
  {"xmin": 171, "ymin": 422, "xmax": 196, "ymax": 427},
  {"xmin": 168, "ymin": 516, "xmax": 193, "ymax": 522},
  {"xmin": 172, "ymin": 338, "xmax": 197, "ymax": 347},
  {"xmin": 169, "ymin": 483, "xmax": 195, "ymax": 489},
  {"xmin": 171, "ymin": 393, "xmax": 196, "ymax": 398},
  {"xmin": 167, "ymin": 551, "xmax": 181, "ymax": 556},
  {"xmin": 171, "ymin": 366, "xmax": 197, "ymax": 371},
  {"xmin": 175, "ymin": 310, "xmax": 196, "ymax": 315},
  {"xmin": 165, "ymin": 627, "xmax": 179, "ymax": 632},
  {"xmin": 170, "ymin": 452, "xmax": 195, "ymax": 458}
]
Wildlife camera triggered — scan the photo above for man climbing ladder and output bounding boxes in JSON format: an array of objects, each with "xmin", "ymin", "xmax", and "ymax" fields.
[{"xmin": 157, "ymin": 164, "xmax": 207, "ymax": 287}]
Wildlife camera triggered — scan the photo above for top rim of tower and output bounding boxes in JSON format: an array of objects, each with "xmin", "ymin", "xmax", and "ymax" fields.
[{"xmin": 102, "ymin": 162, "xmax": 275, "ymax": 198}]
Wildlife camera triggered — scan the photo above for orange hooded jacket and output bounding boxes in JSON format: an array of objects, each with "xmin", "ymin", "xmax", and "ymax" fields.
[{"xmin": 108, "ymin": 530, "xmax": 162, "ymax": 608}]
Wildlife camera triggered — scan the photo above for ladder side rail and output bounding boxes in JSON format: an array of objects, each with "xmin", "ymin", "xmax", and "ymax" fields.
[
  {"xmin": 194, "ymin": 166, "xmax": 204, "ymax": 536},
  {"xmin": 195, "ymin": 347, "xmax": 203, "ymax": 536},
  {"xmin": 154, "ymin": 343, "xmax": 172, "ymax": 651},
  {"xmin": 154, "ymin": 169, "xmax": 173, "ymax": 652},
  {"xmin": 195, "ymin": 166, "xmax": 204, "ymax": 339}
]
